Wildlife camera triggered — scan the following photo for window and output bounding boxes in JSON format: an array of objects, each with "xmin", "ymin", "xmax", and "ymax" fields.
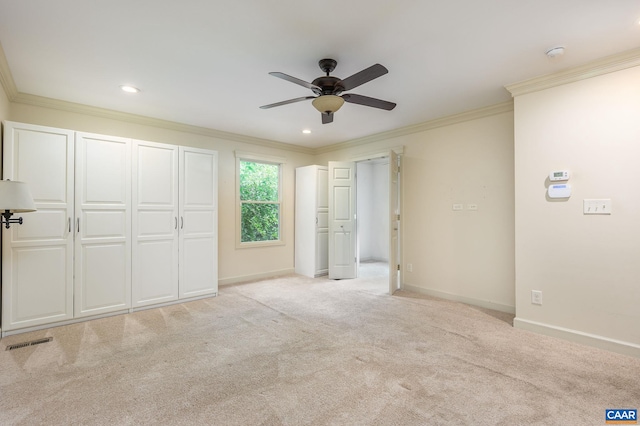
[{"xmin": 236, "ymin": 152, "xmax": 285, "ymax": 247}]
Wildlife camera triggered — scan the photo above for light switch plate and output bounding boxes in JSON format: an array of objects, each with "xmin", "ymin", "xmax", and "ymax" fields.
[{"xmin": 583, "ymin": 199, "xmax": 612, "ymax": 215}]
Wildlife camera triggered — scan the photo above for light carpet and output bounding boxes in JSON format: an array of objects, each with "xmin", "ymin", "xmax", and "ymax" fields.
[{"xmin": 1, "ymin": 267, "xmax": 639, "ymax": 425}]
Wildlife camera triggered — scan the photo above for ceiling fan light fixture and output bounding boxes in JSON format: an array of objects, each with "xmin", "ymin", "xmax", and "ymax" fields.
[{"xmin": 312, "ymin": 95, "xmax": 344, "ymax": 114}]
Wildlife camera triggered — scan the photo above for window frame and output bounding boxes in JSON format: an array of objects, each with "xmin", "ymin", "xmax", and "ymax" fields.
[{"xmin": 235, "ymin": 151, "xmax": 285, "ymax": 248}]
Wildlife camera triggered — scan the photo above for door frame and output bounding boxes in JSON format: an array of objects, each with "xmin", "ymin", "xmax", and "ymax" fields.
[{"xmin": 350, "ymin": 146, "xmax": 403, "ymax": 294}]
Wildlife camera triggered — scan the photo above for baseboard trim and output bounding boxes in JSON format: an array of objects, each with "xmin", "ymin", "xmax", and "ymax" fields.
[
  {"xmin": 130, "ymin": 293, "xmax": 218, "ymax": 312},
  {"xmin": 514, "ymin": 317, "xmax": 640, "ymax": 358},
  {"xmin": 1, "ymin": 309, "xmax": 129, "ymax": 338},
  {"xmin": 219, "ymin": 268, "xmax": 295, "ymax": 286},
  {"xmin": 402, "ymin": 284, "xmax": 515, "ymax": 314}
]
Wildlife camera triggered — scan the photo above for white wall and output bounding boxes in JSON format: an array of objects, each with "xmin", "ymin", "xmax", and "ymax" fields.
[
  {"xmin": 356, "ymin": 161, "xmax": 389, "ymax": 262},
  {"xmin": 513, "ymin": 65, "xmax": 640, "ymax": 356},
  {"xmin": 371, "ymin": 162, "xmax": 389, "ymax": 260},
  {"xmin": 356, "ymin": 163, "xmax": 373, "ymax": 260},
  {"xmin": 316, "ymin": 109, "xmax": 516, "ymax": 313},
  {"xmin": 6, "ymin": 102, "xmax": 315, "ymax": 285}
]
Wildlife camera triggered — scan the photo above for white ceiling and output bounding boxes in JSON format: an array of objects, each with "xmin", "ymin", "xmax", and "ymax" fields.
[{"xmin": 1, "ymin": 1, "xmax": 639, "ymax": 149}]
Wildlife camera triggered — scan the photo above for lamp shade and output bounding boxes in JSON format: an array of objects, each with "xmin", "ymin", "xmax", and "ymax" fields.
[
  {"xmin": 312, "ymin": 95, "xmax": 345, "ymax": 114},
  {"xmin": 0, "ymin": 180, "xmax": 36, "ymax": 212}
]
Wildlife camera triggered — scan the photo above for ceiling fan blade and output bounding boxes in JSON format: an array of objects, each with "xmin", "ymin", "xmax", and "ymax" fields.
[
  {"xmin": 260, "ymin": 96, "xmax": 315, "ymax": 109},
  {"xmin": 269, "ymin": 72, "xmax": 321, "ymax": 91},
  {"xmin": 339, "ymin": 64, "xmax": 388, "ymax": 91},
  {"xmin": 322, "ymin": 112, "xmax": 334, "ymax": 124},
  {"xmin": 342, "ymin": 93, "xmax": 396, "ymax": 111}
]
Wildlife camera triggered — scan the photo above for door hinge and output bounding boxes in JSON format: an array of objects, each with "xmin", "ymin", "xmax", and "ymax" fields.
[
  {"xmin": 397, "ymin": 264, "xmax": 400, "ymax": 271},
  {"xmin": 396, "ymin": 214, "xmax": 400, "ymax": 221}
]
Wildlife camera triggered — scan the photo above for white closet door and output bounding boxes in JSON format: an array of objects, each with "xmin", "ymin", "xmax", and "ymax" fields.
[
  {"xmin": 74, "ymin": 132, "xmax": 131, "ymax": 317},
  {"xmin": 328, "ymin": 161, "xmax": 357, "ymax": 279},
  {"xmin": 179, "ymin": 147, "xmax": 218, "ymax": 298},
  {"xmin": 132, "ymin": 140, "xmax": 179, "ymax": 307},
  {"xmin": 2, "ymin": 122, "xmax": 75, "ymax": 331}
]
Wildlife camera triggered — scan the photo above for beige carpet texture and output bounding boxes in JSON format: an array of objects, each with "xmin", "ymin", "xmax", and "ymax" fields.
[{"xmin": 1, "ymin": 265, "xmax": 639, "ymax": 425}]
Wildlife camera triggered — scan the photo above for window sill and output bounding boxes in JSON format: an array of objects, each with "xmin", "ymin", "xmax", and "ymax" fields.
[{"xmin": 236, "ymin": 240, "xmax": 285, "ymax": 249}]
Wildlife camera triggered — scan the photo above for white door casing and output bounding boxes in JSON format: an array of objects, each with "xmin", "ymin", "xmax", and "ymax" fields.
[
  {"xmin": 328, "ymin": 161, "xmax": 357, "ymax": 279},
  {"xmin": 316, "ymin": 167, "xmax": 329, "ymax": 275},
  {"xmin": 389, "ymin": 150, "xmax": 401, "ymax": 294},
  {"xmin": 1, "ymin": 122, "xmax": 75, "ymax": 331},
  {"xmin": 74, "ymin": 132, "xmax": 132, "ymax": 318},
  {"xmin": 179, "ymin": 146, "xmax": 218, "ymax": 298},
  {"xmin": 132, "ymin": 140, "xmax": 180, "ymax": 307}
]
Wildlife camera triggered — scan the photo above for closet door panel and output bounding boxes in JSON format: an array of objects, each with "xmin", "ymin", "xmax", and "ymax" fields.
[
  {"xmin": 2, "ymin": 122, "xmax": 74, "ymax": 331},
  {"xmin": 79, "ymin": 243, "xmax": 129, "ymax": 312},
  {"xmin": 74, "ymin": 132, "xmax": 131, "ymax": 318},
  {"xmin": 9, "ymin": 246, "xmax": 69, "ymax": 325},
  {"xmin": 182, "ymin": 237, "xmax": 216, "ymax": 295},
  {"xmin": 132, "ymin": 141, "xmax": 179, "ymax": 307},
  {"xmin": 179, "ymin": 147, "xmax": 218, "ymax": 299}
]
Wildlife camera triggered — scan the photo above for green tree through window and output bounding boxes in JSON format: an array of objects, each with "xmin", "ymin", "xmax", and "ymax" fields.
[{"xmin": 239, "ymin": 160, "xmax": 280, "ymax": 242}]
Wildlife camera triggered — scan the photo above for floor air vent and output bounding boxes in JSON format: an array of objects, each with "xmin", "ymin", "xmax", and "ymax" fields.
[{"xmin": 5, "ymin": 337, "xmax": 53, "ymax": 351}]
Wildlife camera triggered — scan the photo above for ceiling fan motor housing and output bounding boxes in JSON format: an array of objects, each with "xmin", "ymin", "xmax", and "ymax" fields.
[{"xmin": 311, "ymin": 76, "xmax": 344, "ymax": 96}]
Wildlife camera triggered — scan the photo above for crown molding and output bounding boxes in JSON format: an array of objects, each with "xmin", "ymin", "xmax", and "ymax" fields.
[
  {"xmin": 314, "ymin": 100, "xmax": 514, "ymax": 155},
  {"xmin": 506, "ymin": 47, "xmax": 640, "ymax": 97},
  {"xmin": 0, "ymin": 41, "xmax": 18, "ymax": 100}
]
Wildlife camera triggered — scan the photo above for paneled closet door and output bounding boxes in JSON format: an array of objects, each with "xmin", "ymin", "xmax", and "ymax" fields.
[
  {"xmin": 1, "ymin": 122, "xmax": 75, "ymax": 331},
  {"xmin": 74, "ymin": 132, "xmax": 132, "ymax": 318},
  {"xmin": 132, "ymin": 140, "xmax": 179, "ymax": 308},
  {"xmin": 179, "ymin": 146, "xmax": 218, "ymax": 298}
]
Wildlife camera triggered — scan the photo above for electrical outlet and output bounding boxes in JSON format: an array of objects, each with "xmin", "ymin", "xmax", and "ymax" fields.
[
  {"xmin": 531, "ymin": 290, "xmax": 543, "ymax": 305},
  {"xmin": 467, "ymin": 204, "xmax": 478, "ymax": 211},
  {"xmin": 452, "ymin": 204, "xmax": 463, "ymax": 211},
  {"xmin": 407, "ymin": 263, "xmax": 413, "ymax": 272}
]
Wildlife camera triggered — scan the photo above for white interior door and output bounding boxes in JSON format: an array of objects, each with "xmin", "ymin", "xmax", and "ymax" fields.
[
  {"xmin": 132, "ymin": 140, "xmax": 179, "ymax": 307},
  {"xmin": 389, "ymin": 150, "xmax": 401, "ymax": 294},
  {"xmin": 2, "ymin": 122, "xmax": 75, "ymax": 331},
  {"xmin": 74, "ymin": 132, "xmax": 131, "ymax": 318},
  {"xmin": 179, "ymin": 146, "xmax": 218, "ymax": 298},
  {"xmin": 328, "ymin": 161, "xmax": 357, "ymax": 279}
]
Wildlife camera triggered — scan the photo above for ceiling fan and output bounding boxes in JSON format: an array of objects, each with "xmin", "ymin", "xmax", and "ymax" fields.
[{"xmin": 260, "ymin": 58, "xmax": 396, "ymax": 124}]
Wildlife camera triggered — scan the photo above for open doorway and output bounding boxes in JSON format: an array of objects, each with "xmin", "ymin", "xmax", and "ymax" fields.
[
  {"xmin": 326, "ymin": 149, "xmax": 401, "ymax": 294},
  {"xmin": 356, "ymin": 158, "xmax": 390, "ymax": 283}
]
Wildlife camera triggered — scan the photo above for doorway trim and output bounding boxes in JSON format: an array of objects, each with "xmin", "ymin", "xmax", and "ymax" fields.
[{"xmin": 349, "ymin": 146, "xmax": 403, "ymax": 294}]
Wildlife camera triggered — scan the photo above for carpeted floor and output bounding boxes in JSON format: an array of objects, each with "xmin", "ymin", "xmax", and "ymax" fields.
[{"xmin": 1, "ymin": 264, "xmax": 638, "ymax": 425}]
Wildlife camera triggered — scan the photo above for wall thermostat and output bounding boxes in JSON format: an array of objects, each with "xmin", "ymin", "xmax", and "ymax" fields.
[
  {"xmin": 549, "ymin": 170, "xmax": 570, "ymax": 181},
  {"xmin": 548, "ymin": 183, "xmax": 572, "ymax": 199}
]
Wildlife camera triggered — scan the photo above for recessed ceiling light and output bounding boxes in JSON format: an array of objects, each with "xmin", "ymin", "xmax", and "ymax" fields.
[
  {"xmin": 120, "ymin": 85, "xmax": 140, "ymax": 93},
  {"xmin": 302, "ymin": 129, "xmax": 311, "ymax": 134}
]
